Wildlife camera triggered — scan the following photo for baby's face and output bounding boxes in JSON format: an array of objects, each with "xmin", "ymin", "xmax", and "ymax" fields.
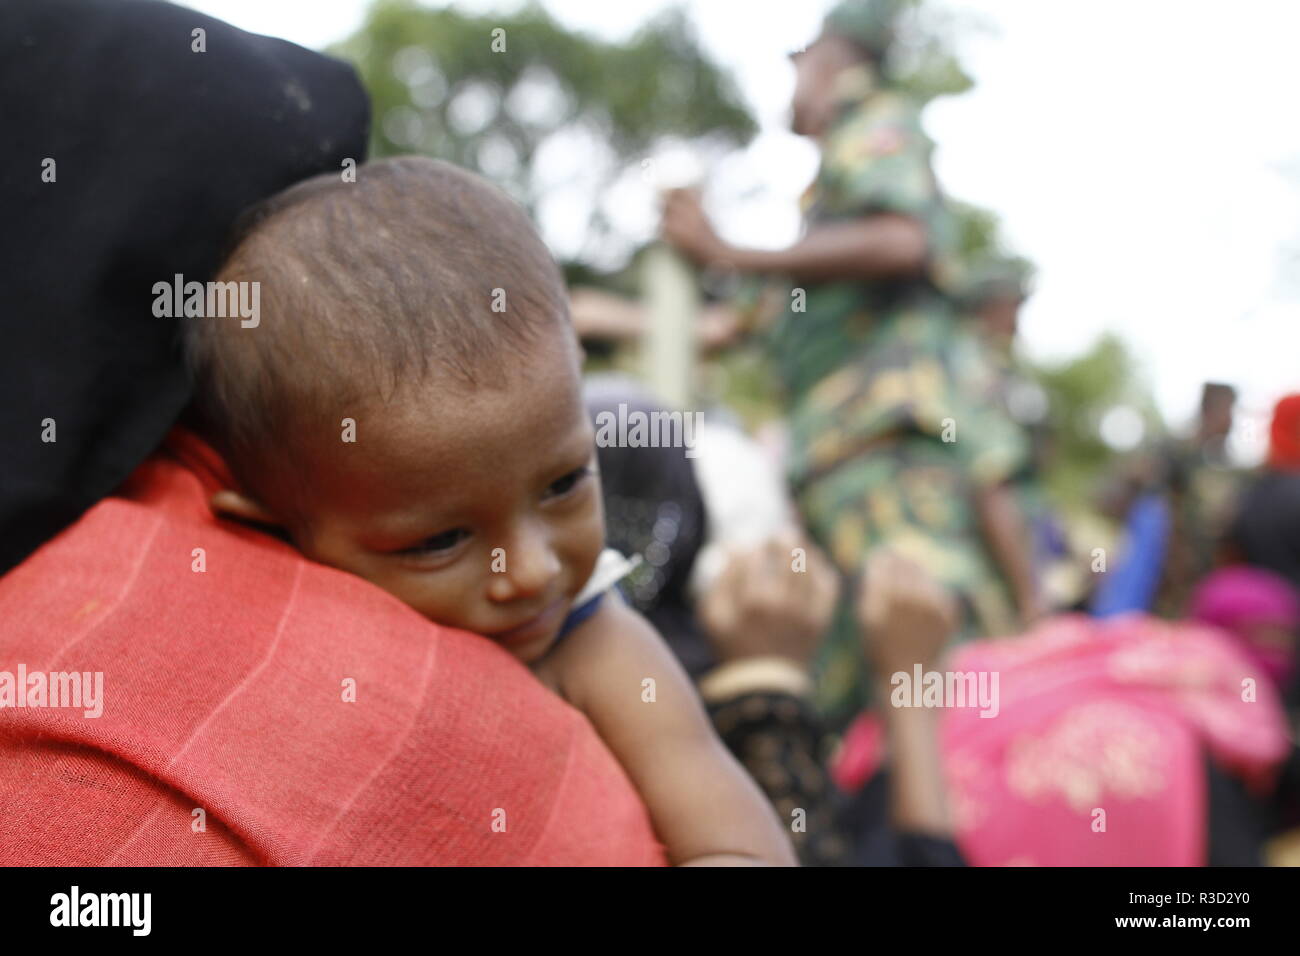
[{"xmin": 285, "ymin": 335, "xmax": 604, "ymax": 665}]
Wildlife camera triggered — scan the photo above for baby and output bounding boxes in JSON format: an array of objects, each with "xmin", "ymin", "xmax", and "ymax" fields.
[{"xmin": 182, "ymin": 156, "xmax": 794, "ymax": 866}]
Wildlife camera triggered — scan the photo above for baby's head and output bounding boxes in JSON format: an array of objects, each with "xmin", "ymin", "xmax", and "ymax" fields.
[{"xmin": 184, "ymin": 157, "xmax": 603, "ymax": 663}]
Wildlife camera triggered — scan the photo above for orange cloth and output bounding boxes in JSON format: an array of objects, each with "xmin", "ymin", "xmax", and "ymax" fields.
[{"xmin": 0, "ymin": 428, "xmax": 666, "ymax": 866}]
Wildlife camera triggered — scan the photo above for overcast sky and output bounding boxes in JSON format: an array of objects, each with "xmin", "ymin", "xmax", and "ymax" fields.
[{"xmin": 186, "ymin": 0, "xmax": 1300, "ymax": 451}]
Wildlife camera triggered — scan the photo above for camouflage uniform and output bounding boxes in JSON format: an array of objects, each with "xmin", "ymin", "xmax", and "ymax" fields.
[{"xmin": 745, "ymin": 15, "xmax": 1029, "ymax": 722}]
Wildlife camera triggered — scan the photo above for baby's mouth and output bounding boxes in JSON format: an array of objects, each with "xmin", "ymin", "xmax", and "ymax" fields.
[{"xmin": 491, "ymin": 596, "xmax": 569, "ymax": 647}]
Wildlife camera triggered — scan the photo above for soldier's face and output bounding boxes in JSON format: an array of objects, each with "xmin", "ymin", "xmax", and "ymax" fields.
[
  {"xmin": 979, "ymin": 297, "xmax": 1021, "ymax": 351},
  {"xmin": 790, "ymin": 41, "xmax": 841, "ymax": 138},
  {"xmin": 1200, "ymin": 395, "xmax": 1235, "ymax": 440}
]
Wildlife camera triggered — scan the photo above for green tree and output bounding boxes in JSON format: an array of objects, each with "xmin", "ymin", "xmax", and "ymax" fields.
[
  {"xmin": 1025, "ymin": 334, "xmax": 1164, "ymax": 506},
  {"xmin": 331, "ymin": 0, "xmax": 756, "ymax": 265}
]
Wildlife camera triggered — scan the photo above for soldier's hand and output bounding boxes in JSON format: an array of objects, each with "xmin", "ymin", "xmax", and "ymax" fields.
[
  {"xmin": 697, "ymin": 303, "xmax": 744, "ymax": 351},
  {"xmin": 660, "ymin": 188, "xmax": 730, "ymax": 267},
  {"xmin": 856, "ymin": 549, "xmax": 958, "ymax": 675}
]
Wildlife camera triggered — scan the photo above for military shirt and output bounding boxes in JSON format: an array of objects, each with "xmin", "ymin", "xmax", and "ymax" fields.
[
  {"xmin": 758, "ymin": 66, "xmax": 1025, "ymax": 496},
  {"xmin": 744, "ymin": 67, "xmax": 1031, "ymax": 722}
]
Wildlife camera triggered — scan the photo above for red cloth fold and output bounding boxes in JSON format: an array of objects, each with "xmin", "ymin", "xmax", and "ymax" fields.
[{"xmin": 0, "ymin": 427, "xmax": 666, "ymax": 866}]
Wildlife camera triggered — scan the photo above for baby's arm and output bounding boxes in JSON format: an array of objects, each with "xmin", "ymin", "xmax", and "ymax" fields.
[{"xmin": 543, "ymin": 597, "xmax": 796, "ymax": 866}]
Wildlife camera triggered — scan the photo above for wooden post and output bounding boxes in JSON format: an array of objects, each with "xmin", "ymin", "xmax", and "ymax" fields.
[{"xmin": 640, "ymin": 242, "xmax": 697, "ymax": 409}]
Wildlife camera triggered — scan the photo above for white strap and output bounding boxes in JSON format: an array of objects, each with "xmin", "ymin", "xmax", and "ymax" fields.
[{"xmin": 573, "ymin": 548, "xmax": 642, "ymax": 606}]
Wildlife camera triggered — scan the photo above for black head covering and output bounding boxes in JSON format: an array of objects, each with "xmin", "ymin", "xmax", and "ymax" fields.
[
  {"xmin": 585, "ymin": 377, "xmax": 716, "ymax": 678},
  {"xmin": 0, "ymin": 0, "xmax": 370, "ymax": 574}
]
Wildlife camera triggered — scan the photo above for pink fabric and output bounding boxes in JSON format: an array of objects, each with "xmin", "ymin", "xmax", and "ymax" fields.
[
  {"xmin": 939, "ymin": 614, "xmax": 1290, "ymax": 866},
  {"xmin": 1189, "ymin": 566, "xmax": 1298, "ymax": 688},
  {"xmin": 0, "ymin": 428, "xmax": 667, "ymax": 866},
  {"xmin": 831, "ymin": 710, "xmax": 886, "ymax": 794}
]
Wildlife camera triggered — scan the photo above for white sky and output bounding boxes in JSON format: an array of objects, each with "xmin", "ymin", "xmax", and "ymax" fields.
[{"xmin": 186, "ymin": 0, "xmax": 1300, "ymax": 441}]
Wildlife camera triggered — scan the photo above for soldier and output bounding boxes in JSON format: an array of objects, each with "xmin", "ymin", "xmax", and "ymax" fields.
[
  {"xmin": 662, "ymin": 0, "xmax": 1039, "ymax": 723},
  {"xmin": 1153, "ymin": 382, "xmax": 1245, "ymax": 616},
  {"xmin": 956, "ymin": 257, "xmax": 1088, "ymax": 611}
]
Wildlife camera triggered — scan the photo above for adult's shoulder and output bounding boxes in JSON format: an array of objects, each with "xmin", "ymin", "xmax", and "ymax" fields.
[{"xmin": 0, "ymin": 449, "xmax": 665, "ymax": 866}]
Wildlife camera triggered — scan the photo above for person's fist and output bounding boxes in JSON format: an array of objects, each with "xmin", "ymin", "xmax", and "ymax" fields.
[
  {"xmin": 856, "ymin": 549, "xmax": 959, "ymax": 674},
  {"xmin": 660, "ymin": 188, "xmax": 729, "ymax": 267},
  {"xmin": 697, "ymin": 533, "xmax": 839, "ymax": 667}
]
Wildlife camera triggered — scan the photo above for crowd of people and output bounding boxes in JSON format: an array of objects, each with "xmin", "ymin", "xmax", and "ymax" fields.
[
  {"xmin": 0, "ymin": 0, "xmax": 1295, "ymax": 868},
  {"xmin": 571, "ymin": 0, "xmax": 1300, "ymax": 866}
]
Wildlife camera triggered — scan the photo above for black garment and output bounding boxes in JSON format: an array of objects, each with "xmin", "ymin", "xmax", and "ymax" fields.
[
  {"xmin": 0, "ymin": 0, "xmax": 370, "ymax": 574},
  {"xmin": 585, "ymin": 378, "xmax": 715, "ymax": 678},
  {"xmin": 843, "ymin": 771, "xmax": 966, "ymax": 867},
  {"xmin": 707, "ymin": 691, "xmax": 854, "ymax": 866},
  {"xmin": 1228, "ymin": 471, "xmax": 1300, "ymax": 599},
  {"xmin": 1205, "ymin": 757, "xmax": 1269, "ymax": 866},
  {"xmin": 1227, "ymin": 471, "xmax": 1300, "ymax": 705}
]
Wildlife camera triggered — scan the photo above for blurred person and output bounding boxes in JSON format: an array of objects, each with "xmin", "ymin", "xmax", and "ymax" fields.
[
  {"xmin": 1151, "ymin": 382, "xmax": 1244, "ymax": 617},
  {"xmin": 958, "ymin": 257, "xmax": 1082, "ymax": 611},
  {"xmin": 1190, "ymin": 567, "xmax": 1300, "ymax": 859},
  {"xmin": 699, "ymin": 545, "xmax": 970, "ymax": 865},
  {"xmin": 1090, "ymin": 385, "xmax": 1245, "ymax": 621},
  {"xmin": 837, "ymin": 609, "xmax": 1292, "ymax": 866},
  {"xmin": 1197, "ymin": 381, "xmax": 1238, "ymax": 466},
  {"xmin": 694, "ymin": 537, "xmax": 853, "ymax": 866},
  {"xmin": 1191, "ymin": 567, "xmax": 1297, "ymax": 706},
  {"xmin": 1224, "ymin": 392, "xmax": 1300, "ymax": 705},
  {"xmin": 1225, "ymin": 393, "xmax": 1300, "ymax": 598},
  {"xmin": 837, "ymin": 504, "xmax": 1297, "ymax": 867},
  {"xmin": 1087, "ymin": 456, "xmax": 1173, "ymax": 618},
  {"xmin": 661, "ymin": 0, "xmax": 1039, "ymax": 726},
  {"xmin": 958, "ymin": 257, "xmax": 1033, "ymax": 356},
  {"xmin": 846, "ymin": 551, "xmax": 968, "ymax": 865}
]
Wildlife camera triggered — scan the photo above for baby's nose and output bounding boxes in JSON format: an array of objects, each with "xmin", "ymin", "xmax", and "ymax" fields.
[{"xmin": 487, "ymin": 531, "xmax": 562, "ymax": 602}]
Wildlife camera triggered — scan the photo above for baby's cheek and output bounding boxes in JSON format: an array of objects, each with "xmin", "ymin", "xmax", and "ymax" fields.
[
  {"xmin": 569, "ymin": 494, "xmax": 606, "ymax": 584},
  {"xmin": 400, "ymin": 574, "xmax": 481, "ymax": 631}
]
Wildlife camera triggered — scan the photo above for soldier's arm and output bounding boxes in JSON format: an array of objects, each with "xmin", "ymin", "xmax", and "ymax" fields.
[
  {"xmin": 974, "ymin": 481, "xmax": 1044, "ymax": 628},
  {"xmin": 663, "ymin": 188, "xmax": 927, "ymax": 282},
  {"xmin": 720, "ymin": 215, "xmax": 928, "ymax": 282}
]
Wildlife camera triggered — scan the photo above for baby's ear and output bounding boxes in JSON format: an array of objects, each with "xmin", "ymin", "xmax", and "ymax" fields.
[{"xmin": 209, "ymin": 489, "xmax": 282, "ymax": 529}]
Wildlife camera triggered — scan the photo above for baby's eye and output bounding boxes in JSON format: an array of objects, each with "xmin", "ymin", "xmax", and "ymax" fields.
[
  {"xmin": 545, "ymin": 466, "xmax": 592, "ymax": 499},
  {"xmin": 399, "ymin": 528, "xmax": 469, "ymax": 556}
]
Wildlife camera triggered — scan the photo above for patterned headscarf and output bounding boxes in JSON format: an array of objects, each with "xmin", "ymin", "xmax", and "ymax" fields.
[{"xmin": 1190, "ymin": 566, "xmax": 1299, "ymax": 689}]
